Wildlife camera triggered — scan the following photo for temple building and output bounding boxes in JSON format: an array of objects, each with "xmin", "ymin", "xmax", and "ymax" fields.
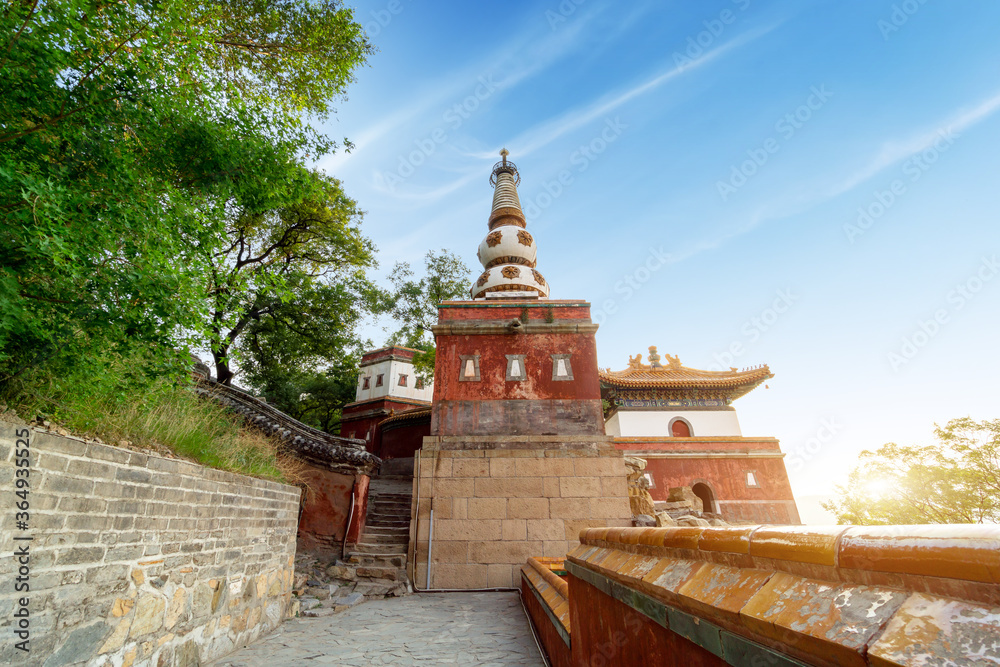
[
  {"xmin": 601, "ymin": 347, "xmax": 799, "ymax": 523},
  {"xmin": 343, "ymin": 150, "xmax": 799, "ymax": 589}
]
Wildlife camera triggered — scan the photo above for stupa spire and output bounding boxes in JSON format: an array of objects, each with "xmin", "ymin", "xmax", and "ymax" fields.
[{"xmin": 470, "ymin": 150, "xmax": 549, "ymax": 299}]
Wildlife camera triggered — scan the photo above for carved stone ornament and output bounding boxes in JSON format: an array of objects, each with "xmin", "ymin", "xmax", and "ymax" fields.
[
  {"xmin": 486, "ymin": 230, "xmax": 503, "ymax": 247},
  {"xmin": 517, "ymin": 230, "xmax": 533, "ymax": 246},
  {"xmin": 501, "ymin": 266, "xmax": 520, "ymax": 279},
  {"xmin": 477, "ymin": 271, "xmax": 490, "ymax": 287},
  {"xmin": 531, "ymin": 269, "xmax": 546, "ymax": 286}
]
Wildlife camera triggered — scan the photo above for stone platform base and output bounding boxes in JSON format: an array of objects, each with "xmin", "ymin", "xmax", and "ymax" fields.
[{"xmin": 409, "ymin": 435, "xmax": 631, "ymax": 590}]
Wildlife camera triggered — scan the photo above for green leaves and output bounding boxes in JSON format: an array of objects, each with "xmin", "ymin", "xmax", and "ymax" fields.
[
  {"xmin": 823, "ymin": 418, "xmax": 1000, "ymax": 524},
  {"xmin": 0, "ymin": 0, "xmax": 371, "ymax": 386},
  {"xmin": 387, "ymin": 249, "xmax": 472, "ymax": 382}
]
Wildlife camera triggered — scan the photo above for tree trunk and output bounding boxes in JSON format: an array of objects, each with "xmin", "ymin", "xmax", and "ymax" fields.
[{"xmin": 212, "ymin": 345, "xmax": 234, "ymax": 386}]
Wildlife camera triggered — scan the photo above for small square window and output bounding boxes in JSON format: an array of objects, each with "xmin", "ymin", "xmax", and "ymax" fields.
[
  {"xmin": 642, "ymin": 472, "xmax": 655, "ymax": 489},
  {"xmin": 415, "ymin": 377, "xmax": 425, "ymax": 389},
  {"xmin": 375, "ymin": 374, "xmax": 384, "ymax": 387},
  {"xmin": 551, "ymin": 354, "xmax": 574, "ymax": 381},
  {"xmin": 746, "ymin": 471, "xmax": 759, "ymax": 488},
  {"xmin": 362, "ymin": 377, "xmax": 370, "ymax": 390},
  {"xmin": 458, "ymin": 355, "xmax": 480, "ymax": 381},
  {"xmin": 506, "ymin": 354, "xmax": 527, "ymax": 381},
  {"xmin": 398, "ymin": 374, "xmax": 408, "ymax": 387}
]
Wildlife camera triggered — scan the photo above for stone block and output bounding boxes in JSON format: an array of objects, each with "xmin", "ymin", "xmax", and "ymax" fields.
[
  {"xmin": 434, "ymin": 519, "xmax": 501, "ymax": 542},
  {"xmin": 601, "ymin": 477, "xmax": 628, "ymax": 496},
  {"xmin": 129, "ymin": 594, "xmax": 166, "ymax": 638},
  {"xmin": 559, "ymin": 476, "xmax": 602, "ymax": 498},
  {"xmin": 593, "ymin": 497, "xmax": 630, "ymax": 519},
  {"xmin": 502, "ymin": 519, "xmax": 527, "ymax": 541},
  {"xmin": 507, "ymin": 498, "xmax": 549, "ymax": 519},
  {"xmin": 549, "ymin": 497, "xmax": 591, "ymax": 518},
  {"xmin": 527, "ymin": 519, "xmax": 564, "ymax": 541},
  {"xmin": 452, "ymin": 497, "xmax": 467, "ymax": 520},
  {"xmin": 434, "ymin": 478, "xmax": 474, "ymax": 497},
  {"xmin": 542, "ymin": 476, "xmax": 562, "ymax": 498},
  {"xmin": 574, "ymin": 457, "xmax": 623, "ymax": 477},
  {"xmin": 428, "ymin": 540, "xmax": 469, "ymax": 564},
  {"xmin": 487, "ymin": 564, "xmax": 516, "ymax": 589},
  {"xmin": 432, "ymin": 563, "xmax": 488, "ymax": 590},
  {"xmin": 515, "ymin": 458, "xmax": 574, "ymax": 477},
  {"xmin": 468, "ymin": 540, "xmax": 544, "ymax": 564},
  {"xmin": 489, "ymin": 458, "xmax": 516, "ymax": 477},
  {"xmin": 452, "ymin": 458, "xmax": 490, "ymax": 477},
  {"xmin": 474, "ymin": 477, "xmax": 543, "ymax": 498},
  {"xmin": 468, "ymin": 497, "xmax": 506, "ymax": 520}
]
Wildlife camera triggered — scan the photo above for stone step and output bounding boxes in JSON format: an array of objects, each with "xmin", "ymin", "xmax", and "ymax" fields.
[
  {"xmin": 366, "ymin": 517, "xmax": 409, "ymax": 526},
  {"xmin": 347, "ymin": 553, "xmax": 407, "ymax": 568},
  {"xmin": 352, "ymin": 542, "xmax": 407, "ymax": 554},
  {"xmin": 360, "ymin": 535, "xmax": 408, "ymax": 545}
]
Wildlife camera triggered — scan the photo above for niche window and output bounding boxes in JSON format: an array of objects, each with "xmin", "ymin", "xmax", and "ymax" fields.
[
  {"xmin": 458, "ymin": 355, "xmax": 480, "ymax": 381},
  {"xmin": 362, "ymin": 376, "xmax": 370, "ymax": 390},
  {"xmin": 746, "ymin": 471, "xmax": 760, "ymax": 488},
  {"xmin": 642, "ymin": 472, "xmax": 655, "ymax": 488},
  {"xmin": 375, "ymin": 374, "xmax": 384, "ymax": 387},
  {"xmin": 398, "ymin": 374, "xmax": 408, "ymax": 387},
  {"xmin": 506, "ymin": 354, "xmax": 527, "ymax": 381},
  {"xmin": 551, "ymin": 354, "xmax": 574, "ymax": 381},
  {"xmin": 415, "ymin": 377, "xmax": 425, "ymax": 389}
]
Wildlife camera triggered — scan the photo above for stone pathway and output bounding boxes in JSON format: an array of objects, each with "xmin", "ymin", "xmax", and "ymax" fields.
[{"xmin": 211, "ymin": 592, "xmax": 545, "ymax": 666}]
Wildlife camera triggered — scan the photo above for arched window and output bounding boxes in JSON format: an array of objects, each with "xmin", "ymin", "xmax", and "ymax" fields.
[
  {"xmin": 670, "ymin": 417, "xmax": 692, "ymax": 437},
  {"xmin": 692, "ymin": 482, "xmax": 715, "ymax": 514}
]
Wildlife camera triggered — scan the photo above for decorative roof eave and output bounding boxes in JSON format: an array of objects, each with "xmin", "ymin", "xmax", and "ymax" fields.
[
  {"xmin": 378, "ymin": 407, "xmax": 432, "ymax": 430},
  {"xmin": 599, "ymin": 346, "xmax": 773, "ymax": 400},
  {"xmin": 194, "ymin": 378, "xmax": 380, "ymax": 476}
]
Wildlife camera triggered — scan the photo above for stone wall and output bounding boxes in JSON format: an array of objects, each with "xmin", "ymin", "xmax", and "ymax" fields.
[
  {"xmin": 0, "ymin": 422, "xmax": 300, "ymax": 667},
  {"xmin": 411, "ymin": 435, "xmax": 631, "ymax": 590}
]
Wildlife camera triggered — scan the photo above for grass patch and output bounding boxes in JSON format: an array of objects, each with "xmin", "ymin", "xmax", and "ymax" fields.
[{"xmin": 2, "ymin": 349, "xmax": 303, "ymax": 484}]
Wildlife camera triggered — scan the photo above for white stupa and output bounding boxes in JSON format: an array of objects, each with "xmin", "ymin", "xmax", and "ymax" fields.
[{"xmin": 469, "ymin": 149, "xmax": 550, "ymax": 299}]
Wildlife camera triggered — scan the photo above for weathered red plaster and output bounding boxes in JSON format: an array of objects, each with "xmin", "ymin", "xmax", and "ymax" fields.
[
  {"xmin": 296, "ymin": 467, "xmax": 367, "ymax": 556},
  {"xmin": 568, "ymin": 574, "xmax": 727, "ymax": 667}
]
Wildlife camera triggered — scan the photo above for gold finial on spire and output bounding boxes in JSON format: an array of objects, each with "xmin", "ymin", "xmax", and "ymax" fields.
[{"xmin": 500, "ymin": 147, "xmax": 509, "ymax": 165}]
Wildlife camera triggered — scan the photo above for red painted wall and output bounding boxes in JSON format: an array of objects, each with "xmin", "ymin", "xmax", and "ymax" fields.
[
  {"xmin": 379, "ymin": 417, "xmax": 431, "ymax": 459},
  {"xmin": 521, "ymin": 579, "xmax": 573, "ymax": 667},
  {"xmin": 346, "ymin": 474, "xmax": 369, "ymax": 544},
  {"xmin": 340, "ymin": 397, "xmax": 430, "ymax": 452},
  {"xmin": 615, "ymin": 438, "xmax": 798, "ymax": 524},
  {"xmin": 296, "ymin": 466, "xmax": 368, "ymax": 556},
  {"xmin": 568, "ymin": 575, "xmax": 727, "ymax": 667}
]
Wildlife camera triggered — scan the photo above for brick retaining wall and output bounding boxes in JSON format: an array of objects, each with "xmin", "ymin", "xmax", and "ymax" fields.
[{"xmin": 0, "ymin": 422, "xmax": 301, "ymax": 667}]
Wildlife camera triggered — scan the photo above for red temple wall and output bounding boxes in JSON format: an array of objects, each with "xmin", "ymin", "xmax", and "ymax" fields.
[
  {"xmin": 568, "ymin": 575, "xmax": 727, "ymax": 667},
  {"xmin": 297, "ymin": 467, "xmax": 368, "ymax": 556}
]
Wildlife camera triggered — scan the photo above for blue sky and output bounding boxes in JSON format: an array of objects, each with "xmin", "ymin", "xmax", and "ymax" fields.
[{"xmin": 313, "ymin": 0, "xmax": 1000, "ymax": 521}]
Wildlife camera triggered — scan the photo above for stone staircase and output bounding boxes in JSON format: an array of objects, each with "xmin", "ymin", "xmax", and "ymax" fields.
[{"xmin": 346, "ymin": 476, "xmax": 413, "ymax": 592}]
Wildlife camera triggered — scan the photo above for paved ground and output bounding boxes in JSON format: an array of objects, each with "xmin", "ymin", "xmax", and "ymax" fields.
[{"xmin": 212, "ymin": 592, "xmax": 546, "ymax": 666}]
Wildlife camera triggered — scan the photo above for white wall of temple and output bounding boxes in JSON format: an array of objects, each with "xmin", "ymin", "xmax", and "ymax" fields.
[
  {"xmin": 354, "ymin": 358, "xmax": 433, "ymax": 403},
  {"xmin": 606, "ymin": 409, "xmax": 743, "ymax": 437}
]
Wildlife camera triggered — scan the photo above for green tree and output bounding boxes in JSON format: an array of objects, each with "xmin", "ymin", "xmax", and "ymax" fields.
[
  {"xmin": 388, "ymin": 250, "xmax": 471, "ymax": 380},
  {"xmin": 823, "ymin": 418, "xmax": 1000, "ymax": 524},
  {"xmin": 205, "ymin": 174, "xmax": 381, "ymax": 384},
  {"xmin": 235, "ymin": 271, "xmax": 389, "ymax": 431},
  {"xmin": 0, "ymin": 0, "xmax": 371, "ymax": 382}
]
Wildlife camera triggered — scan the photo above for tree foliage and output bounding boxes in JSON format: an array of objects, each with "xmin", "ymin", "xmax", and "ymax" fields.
[
  {"xmin": 0, "ymin": 0, "xmax": 371, "ymax": 382},
  {"xmin": 234, "ymin": 271, "xmax": 389, "ymax": 431},
  {"xmin": 387, "ymin": 250, "xmax": 471, "ymax": 380},
  {"xmin": 205, "ymin": 173, "xmax": 383, "ymax": 384},
  {"xmin": 823, "ymin": 418, "xmax": 1000, "ymax": 524}
]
